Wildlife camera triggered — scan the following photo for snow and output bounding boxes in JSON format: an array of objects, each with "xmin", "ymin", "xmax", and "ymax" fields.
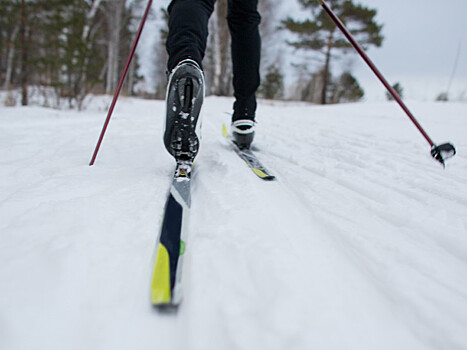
[{"xmin": 1, "ymin": 95, "xmax": 466, "ymax": 350}]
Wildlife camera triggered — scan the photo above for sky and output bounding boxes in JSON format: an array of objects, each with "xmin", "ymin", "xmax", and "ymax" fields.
[
  {"xmin": 351, "ymin": 0, "xmax": 467, "ymax": 101},
  {"xmin": 138, "ymin": 0, "xmax": 467, "ymax": 102}
]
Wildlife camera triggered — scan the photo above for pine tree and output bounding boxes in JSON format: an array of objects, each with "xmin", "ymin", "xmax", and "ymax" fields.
[
  {"xmin": 329, "ymin": 71, "xmax": 364, "ymax": 103},
  {"xmin": 258, "ymin": 63, "xmax": 284, "ymax": 100},
  {"xmin": 283, "ymin": 0, "xmax": 383, "ymax": 104},
  {"xmin": 386, "ymin": 82, "xmax": 403, "ymax": 101}
]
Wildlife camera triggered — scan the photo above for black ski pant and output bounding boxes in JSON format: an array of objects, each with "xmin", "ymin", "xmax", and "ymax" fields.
[{"xmin": 166, "ymin": 0, "xmax": 261, "ymax": 119}]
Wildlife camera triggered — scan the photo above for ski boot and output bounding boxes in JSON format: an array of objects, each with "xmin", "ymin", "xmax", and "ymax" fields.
[
  {"xmin": 231, "ymin": 119, "xmax": 255, "ymax": 150},
  {"xmin": 164, "ymin": 59, "xmax": 205, "ymax": 168}
]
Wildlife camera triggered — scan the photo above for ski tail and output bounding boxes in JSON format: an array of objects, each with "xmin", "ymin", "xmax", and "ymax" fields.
[
  {"xmin": 151, "ymin": 243, "xmax": 172, "ymax": 304},
  {"xmin": 222, "ymin": 123, "xmax": 230, "ymax": 139}
]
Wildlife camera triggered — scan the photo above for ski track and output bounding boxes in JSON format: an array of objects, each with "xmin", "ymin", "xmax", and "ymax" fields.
[{"xmin": 1, "ymin": 96, "xmax": 467, "ymax": 350}]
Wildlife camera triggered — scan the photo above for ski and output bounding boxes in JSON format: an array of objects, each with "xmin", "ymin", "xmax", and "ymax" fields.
[
  {"xmin": 151, "ymin": 161, "xmax": 192, "ymax": 307},
  {"xmin": 222, "ymin": 124, "xmax": 275, "ymax": 181}
]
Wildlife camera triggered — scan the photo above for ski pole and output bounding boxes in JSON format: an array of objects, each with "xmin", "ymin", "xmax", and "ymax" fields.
[
  {"xmin": 318, "ymin": 0, "xmax": 456, "ymax": 166},
  {"xmin": 89, "ymin": 0, "xmax": 153, "ymax": 166}
]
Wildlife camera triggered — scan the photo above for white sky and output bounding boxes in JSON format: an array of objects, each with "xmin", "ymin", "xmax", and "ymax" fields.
[{"xmin": 342, "ymin": 0, "xmax": 467, "ymax": 101}]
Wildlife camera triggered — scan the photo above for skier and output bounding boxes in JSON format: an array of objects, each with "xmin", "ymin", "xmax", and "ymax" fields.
[{"xmin": 164, "ymin": 0, "xmax": 261, "ymax": 165}]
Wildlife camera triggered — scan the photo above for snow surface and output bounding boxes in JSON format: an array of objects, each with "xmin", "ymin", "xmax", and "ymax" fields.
[{"xmin": 1, "ymin": 95, "xmax": 467, "ymax": 350}]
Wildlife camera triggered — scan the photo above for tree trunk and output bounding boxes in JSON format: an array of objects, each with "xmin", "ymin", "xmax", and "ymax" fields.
[
  {"xmin": 127, "ymin": 58, "xmax": 135, "ymax": 96},
  {"xmin": 76, "ymin": 0, "xmax": 104, "ymax": 109},
  {"xmin": 3, "ymin": 25, "xmax": 19, "ymax": 91},
  {"xmin": 106, "ymin": 0, "xmax": 124, "ymax": 94},
  {"xmin": 82, "ymin": 0, "xmax": 103, "ymax": 41},
  {"xmin": 258, "ymin": 0, "xmax": 278, "ymax": 74},
  {"xmin": 211, "ymin": 4, "xmax": 222, "ymax": 95},
  {"xmin": 20, "ymin": 0, "xmax": 28, "ymax": 105},
  {"xmin": 321, "ymin": 31, "xmax": 334, "ymax": 105},
  {"xmin": 218, "ymin": 0, "xmax": 232, "ymax": 96},
  {"xmin": 153, "ymin": 8, "xmax": 169, "ymax": 99},
  {"xmin": 106, "ymin": 40, "xmax": 116, "ymax": 94}
]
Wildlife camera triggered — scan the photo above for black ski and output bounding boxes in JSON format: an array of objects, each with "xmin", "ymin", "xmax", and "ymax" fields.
[
  {"xmin": 222, "ymin": 124, "xmax": 275, "ymax": 181},
  {"xmin": 151, "ymin": 161, "xmax": 192, "ymax": 306}
]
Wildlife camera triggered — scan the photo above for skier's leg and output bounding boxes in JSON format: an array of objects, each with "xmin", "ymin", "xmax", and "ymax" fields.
[
  {"xmin": 227, "ymin": 0, "xmax": 261, "ymax": 121},
  {"xmin": 166, "ymin": 0, "xmax": 216, "ymax": 71},
  {"xmin": 227, "ymin": 0, "xmax": 261, "ymax": 149}
]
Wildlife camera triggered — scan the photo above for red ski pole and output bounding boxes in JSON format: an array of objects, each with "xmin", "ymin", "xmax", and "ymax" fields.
[
  {"xmin": 89, "ymin": 0, "xmax": 153, "ymax": 166},
  {"xmin": 318, "ymin": 0, "xmax": 455, "ymax": 166}
]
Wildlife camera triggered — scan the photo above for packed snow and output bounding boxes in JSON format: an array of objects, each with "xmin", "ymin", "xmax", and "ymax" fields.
[{"xmin": 1, "ymin": 94, "xmax": 466, "ymax": 350}]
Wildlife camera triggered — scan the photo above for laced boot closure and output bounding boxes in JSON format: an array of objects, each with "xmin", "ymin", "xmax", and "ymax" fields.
[
  {"xmin": 231, "ymin": 119, "xmax": 255, "ymax": 149},
  {"xmin": 164, "ymin": 59, "xmax": 205, "ymax": 162}
]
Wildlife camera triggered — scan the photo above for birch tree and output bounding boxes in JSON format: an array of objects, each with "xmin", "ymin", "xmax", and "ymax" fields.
[
  {"xmin": 105, "ymin": 0, "xmax": 125, "ymax": 94},
  {"xmin": 75, "ymin": 0, "xmax": 104, "ymax": 109},
  {"xmin": 204, "ymin": 0, "xmax": 280, "ymax": 97},
  {"xmin": 3, "ymin": 25, "xmax": 19, "ymax": 91},
  {"xmin": 153, "ymin": 7, "xmax": 169, "ymax": 99},
  {"xmin": 205, "ymin": 0, "xmax": 232, "ymax": 96}
]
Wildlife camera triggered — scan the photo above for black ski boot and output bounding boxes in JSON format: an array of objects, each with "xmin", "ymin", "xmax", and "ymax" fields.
[
  {"xmin": 164, "ymin": 59, "xmax": 205, "ymax": 163},
  {"xmin": 231, "ymin": 119, "xmax": 255, "ymax": 149}
]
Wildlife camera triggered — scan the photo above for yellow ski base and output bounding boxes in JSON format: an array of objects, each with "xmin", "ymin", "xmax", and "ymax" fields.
[
  {"xmin": 151, "ymin": 244, "xmax": 171, "ymax": 305},
  {"xmin": 251, "ymin": 167, "xmax": 269, "ymax": 178}
]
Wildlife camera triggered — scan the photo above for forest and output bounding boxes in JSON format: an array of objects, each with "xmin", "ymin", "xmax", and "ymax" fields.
[{"xmin": 0, "ymin": 0, "xmax": 385, "ymax": 109}]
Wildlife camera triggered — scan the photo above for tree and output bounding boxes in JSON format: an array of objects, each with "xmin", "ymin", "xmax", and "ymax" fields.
[
  {"xmin": 103, "ymin": 0, "xmax": 144, "ymax": 97},
  {"xmin": 282, "ymin": 0, "xmax": 383, "ymax": 104},
  {"xmin": 19, "ymin": 0, "xmax": 29, "ymax": 105},
  {"xmin": 435, "ymin": 92, "xmax": 448, "ymax": 102},
  {"xmin": 204, "ymin": 0, "xmax": 280, "ymax": 97},
  {"xmin": 1, "ymin": 0, "xmax": 20, "ymax": 91},
  {"xmin": 104, "ymin": 0, "xmax": 126, "ymax": 95},
  {"xmin": 258, "ymin": 63, "xmax": 284, "ymax": 100},
  {"xmin": 2, "ymin": 0, "xmax": 108, "ymax": 108},
  {"xmin": 153, "ymin": 7, "xmax": 169, "ymax": 100},
  {"xmin": 73, "ymin": 0, "xmax": 105, "ymax": 109},
  {"xmin": 205, "ymin": 0, "xmax": 232, "ymax": 96},
  {"xmin": 1, "ymin": 0, "xmax": 146, "ymax": 108},
  {"xmin": 258, "ymin": 0, "xmax": 282, "ymax": 80},
  {"xmin": 329, "ymin": 71, "xmax": 364, "ymax": 103},
  {"xmin": 386, "ymin": 82, "xmax": 403, "ymax": 101}
]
